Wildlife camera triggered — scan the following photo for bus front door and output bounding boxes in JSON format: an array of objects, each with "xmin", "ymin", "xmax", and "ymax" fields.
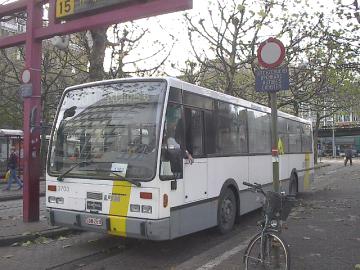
[
  {"xmin": 183, "ymin": 108, "xmax": 208, "ymax": 203},
  {"xmin": 183, "ymin": 158, "xmax": 208, "ymax": 203}
]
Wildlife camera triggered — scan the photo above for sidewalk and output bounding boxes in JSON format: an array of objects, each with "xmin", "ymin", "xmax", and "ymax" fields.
[
  {"xmin": 0, "ymin": 180, "xmax": 73, "ymax": 247},
  {"xmin": 177, "ymin": 159, "xmax": 359, "ymax": 270}
]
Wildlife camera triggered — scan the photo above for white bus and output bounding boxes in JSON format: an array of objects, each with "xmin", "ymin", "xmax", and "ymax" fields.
[{"xmin": 46, "ymin": 77, "xmax": 314, "ymax": 240}]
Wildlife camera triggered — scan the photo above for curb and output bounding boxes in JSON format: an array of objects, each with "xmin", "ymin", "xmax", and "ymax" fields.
[
  {"xmin": 0, "ymin": 192, "xmax": 45, "ymax": 202},
  {"xmin": 0, "ymin": 227, "xmax": 79, "ymax": 247}
]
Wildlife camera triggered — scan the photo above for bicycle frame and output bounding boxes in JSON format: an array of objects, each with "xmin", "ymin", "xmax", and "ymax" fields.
[{"xmin": 243, "ymin": 181, "xmax": 291, "ymax": 269}]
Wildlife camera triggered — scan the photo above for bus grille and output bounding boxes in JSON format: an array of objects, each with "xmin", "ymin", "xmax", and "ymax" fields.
[{"xmin": 87, "ymin": 192, "xmax": 103, "ymax": 201}]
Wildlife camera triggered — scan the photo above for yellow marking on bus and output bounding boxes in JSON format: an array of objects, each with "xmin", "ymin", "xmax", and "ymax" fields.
[
  {"xmin": 109, "ymin": 181, "xmax": 132, "ymax": 237},
  {"xmin": 278, "ymin": 138, "xmax": 285, "ymax": 155},
  {"xmin": 304, "ymin": 153, "xmax": 311, "ymax": 190}
]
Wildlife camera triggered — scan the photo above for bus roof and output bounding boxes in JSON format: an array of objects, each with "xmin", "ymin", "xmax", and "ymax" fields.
[
  {"xmin": 0, "ymin": 129, "xmax": 23, "ymax": 136},
  {"xmin": 62, "ymin": 77, "xmax": 312, "ymax": 125}
]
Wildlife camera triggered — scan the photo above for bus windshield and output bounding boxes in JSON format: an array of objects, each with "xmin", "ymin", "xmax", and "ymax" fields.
[{"xmin": 48, "ymin": 80, "xmax": 166, "ymax": 181}]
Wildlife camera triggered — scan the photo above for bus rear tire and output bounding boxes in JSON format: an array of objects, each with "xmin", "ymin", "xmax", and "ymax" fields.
[{"xmin": 217, "ymin": 188, "xmax": 236, "ymax": 234}]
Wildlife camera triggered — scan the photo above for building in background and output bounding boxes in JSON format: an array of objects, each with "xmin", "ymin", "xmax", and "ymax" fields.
[
  {"xmin": 304, "ymin": 110, "xmax": 360, "ymax": 157},
  {"xmin": 0, "ymin": 16, "xmax": 26, "ymax": 37}
]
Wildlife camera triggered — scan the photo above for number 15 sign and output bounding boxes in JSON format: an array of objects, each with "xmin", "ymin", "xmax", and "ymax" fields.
[
  {"xmin": 56, "ymin": 0, "xmax": 75, "ymax": 18},
  {"xmin": 56, "ymin": 0, "xmax": 135, "ymax": 19}
]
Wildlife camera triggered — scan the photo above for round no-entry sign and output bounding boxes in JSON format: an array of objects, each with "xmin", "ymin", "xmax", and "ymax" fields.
[{"xmin": 257, "ymin": 38, "xmax": 285, "ymax": 68}]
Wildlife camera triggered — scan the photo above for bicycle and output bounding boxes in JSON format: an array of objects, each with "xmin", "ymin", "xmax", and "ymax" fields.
[{"xmin": 242, "ymin": 181, "xmax": 296, "ymax": 270}]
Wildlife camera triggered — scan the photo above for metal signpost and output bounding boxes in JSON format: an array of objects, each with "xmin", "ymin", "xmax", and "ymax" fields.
[
  {"xmin": 0, "ymin": 0, "xmax": 192, "ymax": 222},
  {"xmin": 256, "ymin": 37, "xmax": 289, "ymax": 193}
]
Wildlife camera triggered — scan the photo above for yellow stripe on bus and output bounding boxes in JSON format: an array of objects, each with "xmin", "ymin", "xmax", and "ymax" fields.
[
  {"xmin": 304, "ymin": 153, "xmax": 311, "ymax": 190},
  {"xmin": 109, "ymin": 181, "xmax": 132, "ymax": 237}
]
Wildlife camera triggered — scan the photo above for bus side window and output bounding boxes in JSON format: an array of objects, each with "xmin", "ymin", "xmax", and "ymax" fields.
[
  {"xmin": 160, "ymin": 103, "xmax": 184, "ymax": 180},
  {"xmin": 204, "ymin": 111, "xmax": 216, "ymax": 154},
  {"xmin": 184, "ymin": 108, "xmax": 204, "ymax": 157}
]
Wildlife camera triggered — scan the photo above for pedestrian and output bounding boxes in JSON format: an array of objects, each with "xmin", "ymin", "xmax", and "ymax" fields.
[
  {"xmin": 344, "ymin": 146, "xmax": 353, "ymax": 167},
  {"xmin": 3, "ymin": 147, "xmax": 23, "ymax": 191}
]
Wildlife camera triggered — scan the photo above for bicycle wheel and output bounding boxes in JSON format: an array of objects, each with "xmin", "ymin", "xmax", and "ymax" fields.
[{"xmin": 243, "ymin": 232, "xmax": 290, "ymax": 270}]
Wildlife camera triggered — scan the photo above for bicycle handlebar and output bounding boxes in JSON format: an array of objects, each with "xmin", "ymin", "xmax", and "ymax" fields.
[
  {"xmin": 243, "ymin": 181, "xmax": 266, "ymax": 195},
  {"xmin": 243, "ymin": 181, "xmax": 297, "ymax": 201},
  {"xmin": 243, "ymin": 181, "xmax": 261, "ymax": 189}
]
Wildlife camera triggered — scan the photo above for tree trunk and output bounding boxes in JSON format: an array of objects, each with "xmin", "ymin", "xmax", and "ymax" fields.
[
  {"xmin": 225, "ymin": 18, "xmax": 239, "ymax": 96},
  {"xmin": 293, "ymin": 101, "xmax": 299, "ymax": 116},
  {"xmin": 89, "ymin": 27, "xmax": 108, "ymax": 81}
]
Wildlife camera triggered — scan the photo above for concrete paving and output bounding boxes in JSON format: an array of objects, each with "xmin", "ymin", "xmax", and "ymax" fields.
[
  {"xmin": 0, "ymin": 180, "xmax": 72, "ymax": 247},
  {"xmin": 175, "ymin": 159, "xmax": 360, "ymax": 270}
]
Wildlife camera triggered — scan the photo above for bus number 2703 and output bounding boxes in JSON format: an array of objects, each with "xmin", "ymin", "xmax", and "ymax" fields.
[{"xmin": 58, "ymin": 186, "xmax": 70, "ymax": 192}]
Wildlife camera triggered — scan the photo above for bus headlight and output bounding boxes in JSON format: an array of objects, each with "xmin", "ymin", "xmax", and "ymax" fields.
[
  {"xmin": 48, "ymin": 196, "xmax": 64, "ymax": 204},
  {"xmin": 56, "ymin": 197, "xmax": 64, "ymax": 204},
  {"xmin": 130, "ymin": 204, "xmax": 140, "ymax": 212},
  {"xmin": 142, "ymin": 205, "xmax": 152, "ymax": 214}
]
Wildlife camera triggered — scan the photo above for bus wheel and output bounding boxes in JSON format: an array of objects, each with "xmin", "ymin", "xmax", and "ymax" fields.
[
  {"xmin": 289, "ymin": 172, "xmax": 298, "ymax": 197},
  {"xmin": 217, "ymin": 188, "xmax": 236, "ymax": 234}
]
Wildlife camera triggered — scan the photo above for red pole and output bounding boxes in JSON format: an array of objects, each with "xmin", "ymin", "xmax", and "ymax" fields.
[{"xmin": 23, "ymin": 0, "xmax": 42, "ymax": 222}]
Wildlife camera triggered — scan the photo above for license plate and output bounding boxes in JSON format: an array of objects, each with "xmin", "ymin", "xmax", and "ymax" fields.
[{"xmin": 85, "ymin": 217, "xmax": 103, "ymax": 226}]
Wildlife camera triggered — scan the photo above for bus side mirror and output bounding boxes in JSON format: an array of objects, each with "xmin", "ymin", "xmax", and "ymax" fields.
[
  {"xmin": 165, "ymin": 148, "xmax": 183, "ymax": 175},
  {"xmin": 171, "ymin": 180, "xmax": 177, "ymax": 190},
  {"xmin": 162, "ymin": 147, "xmax": 183, "ymax": 174}
]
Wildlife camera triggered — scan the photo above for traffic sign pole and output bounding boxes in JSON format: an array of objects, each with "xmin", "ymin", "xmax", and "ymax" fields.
[
  {"xmin": 256, "ymin": 37, "xmax": 287, "ymax": 193},
  {"xmin": 270, "ymin": 92, "xmax": 279, "ymax": 192}
]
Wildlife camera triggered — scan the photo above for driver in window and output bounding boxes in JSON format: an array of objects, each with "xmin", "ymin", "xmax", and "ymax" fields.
[{"xmin": 165, "ymin": 107, "xmax": 194, "ymax": 164}]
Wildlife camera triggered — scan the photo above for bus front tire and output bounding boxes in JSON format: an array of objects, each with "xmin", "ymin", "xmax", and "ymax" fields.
[{"xmin": 217, "ymin": 188, "xmax": 236, "ymax": 234}]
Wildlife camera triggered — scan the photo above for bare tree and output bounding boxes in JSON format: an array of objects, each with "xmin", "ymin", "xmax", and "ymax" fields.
[{"xmin": 107, "ymin": 22, "xmax": 174, "ymax": 79}]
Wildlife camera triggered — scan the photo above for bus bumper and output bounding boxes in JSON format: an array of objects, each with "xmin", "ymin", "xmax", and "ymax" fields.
[{"xmin": 46, "ymin": 208, "xmax": 170, "ymax": 241}]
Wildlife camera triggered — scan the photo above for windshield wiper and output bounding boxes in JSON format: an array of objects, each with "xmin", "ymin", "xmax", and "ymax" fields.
[
  {"xmin": 110, "ymin": 171, "xmax": 141, "ymax": 187},
  {"xmin": 57, "ymin": 160, "xmax": 93, "ymax": 182}
]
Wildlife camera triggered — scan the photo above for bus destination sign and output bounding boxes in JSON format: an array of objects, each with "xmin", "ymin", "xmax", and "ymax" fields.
[
  {"xmin": 56, "ymin": 0, "xmax": 137, "ymax": 19},
  {"xmin": 255, "ymin": 66, "xmax": 289, "ymax": 93}
]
